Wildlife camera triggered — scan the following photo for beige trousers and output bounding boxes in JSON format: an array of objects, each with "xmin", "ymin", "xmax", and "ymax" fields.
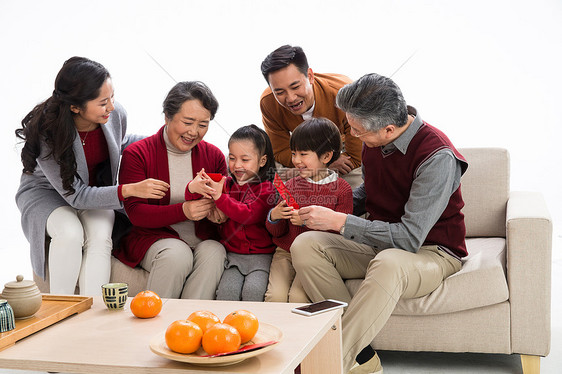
[
  {"xmin": 264, "ymin": 247, "xmax": 310, "ymax": 303},
  {"xmin": 339, "ymin": 166, "xmax": 363, "ymax": 190},
  {"xmin": 140, "ymin": 238, "xmax": 226, "ymax": 299},
  {"xmin": 291, "ymin": 231, "xmax": 461, "ymax": 371}
]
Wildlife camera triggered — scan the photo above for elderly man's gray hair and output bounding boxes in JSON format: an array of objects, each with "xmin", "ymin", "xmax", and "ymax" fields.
[{"xmin": 336, "ymin": 73, "xmax": 408, "ymax": 131}]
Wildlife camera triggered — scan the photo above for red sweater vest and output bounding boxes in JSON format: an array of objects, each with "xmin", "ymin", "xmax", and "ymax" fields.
[{"xmin": 363, "ymin": 122, "xmax": 468, "ymax": 257}]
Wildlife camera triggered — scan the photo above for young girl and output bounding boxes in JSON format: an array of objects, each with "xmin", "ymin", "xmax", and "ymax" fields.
[
  {"xmin": 265, "ymin": 117, "xmax": 353, "ymax": 303},
  {"xmin": 15, "ymin": 57, "xmax": 168, "ymax": 295},
  {"xmin": 187, "ymin": 124, "xmax": 277, "ymax": 301}
]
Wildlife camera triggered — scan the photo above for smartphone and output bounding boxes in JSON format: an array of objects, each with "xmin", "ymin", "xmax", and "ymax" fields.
[{"xmin": 291, "ymin": 299, "xmax": 348, "ymax": 316}]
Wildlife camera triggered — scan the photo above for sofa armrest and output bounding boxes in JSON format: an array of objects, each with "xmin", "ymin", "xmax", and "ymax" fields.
[{"xmin": 506, "ymin": 191, "xmax": 552, "ymax": 356}]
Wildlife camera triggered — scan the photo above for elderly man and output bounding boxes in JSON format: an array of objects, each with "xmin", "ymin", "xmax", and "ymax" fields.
[
  {"xmin": 292, "ymin": 73, "xmax": 468, "ymax": 373},
  {"xmin": 260, "ymin": 44, "xmax": 363, "ymax": 188}
]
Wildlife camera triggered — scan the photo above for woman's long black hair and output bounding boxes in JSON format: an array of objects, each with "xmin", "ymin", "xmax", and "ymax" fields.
[{"xmin": 15, "ymin": 56, "xmax": 110, "ymax": 195}]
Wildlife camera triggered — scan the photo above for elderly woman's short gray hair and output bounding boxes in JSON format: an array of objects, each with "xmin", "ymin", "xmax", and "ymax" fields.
[
  {"xmin": 336, "ymin": 73, "xmax": 408, "ymax": 131},
  {"xmin": 163, "ymin": 81, "xmax": 219, "ymax": 121}
]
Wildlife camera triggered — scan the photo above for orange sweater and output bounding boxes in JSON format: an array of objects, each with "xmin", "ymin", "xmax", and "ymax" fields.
[{"xmin": 260, "ymin": 73, "xmax": 362, "ymax": 169}]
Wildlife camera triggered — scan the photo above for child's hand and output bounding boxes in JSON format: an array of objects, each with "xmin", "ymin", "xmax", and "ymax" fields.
[
  {"xmin": 290, "ymin": 209, "xmax": 305, "ymax": 227},
  {"xmin": 206, "ymin": 174, "xmax": 226, "ymax": 201},
  {"xmin": 270, "ymin": 200, "xmax": 293, "ymax": 221},
  {"xmin": 188, "ymin": 168, "xmax": 216, "ymax": 198}
]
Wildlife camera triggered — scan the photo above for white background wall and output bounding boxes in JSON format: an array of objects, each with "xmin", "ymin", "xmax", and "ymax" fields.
[{"xmin": 0, "ymin": 0, "xmax": 560, "ymax": 287}]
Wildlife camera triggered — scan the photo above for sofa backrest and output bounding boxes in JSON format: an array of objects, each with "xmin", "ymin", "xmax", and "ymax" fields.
[{"xmin": 458, "ymin": 148, "xmax": 510, "ymax": 238}]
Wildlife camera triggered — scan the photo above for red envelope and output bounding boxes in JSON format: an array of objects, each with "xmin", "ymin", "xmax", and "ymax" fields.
[
  {"xmin": 207, "ymin": 173, "xmax": 223, "ymax": 182},
  {"xmin": 273, "ymin": 173, "xmax": 299, "ymax": 209},
  {"xmin": 201, "ymin": 341, "xmax": 278, "ymax": 357}
]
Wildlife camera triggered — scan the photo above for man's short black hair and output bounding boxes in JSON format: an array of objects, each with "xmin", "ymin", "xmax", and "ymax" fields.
[{"xmin": 261, "ymin": 45, "xmax": 309, "ymax": 83}]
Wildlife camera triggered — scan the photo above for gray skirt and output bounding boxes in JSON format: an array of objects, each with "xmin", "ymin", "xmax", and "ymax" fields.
[{"xmin": 224, "ymin": 252, "xmax": 273, "ymax": 275}]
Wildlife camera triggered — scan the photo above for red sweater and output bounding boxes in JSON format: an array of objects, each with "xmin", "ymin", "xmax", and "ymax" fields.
[
  {"xmin": 266, "ymin": 176, "xmax": 353, "ymax": 252},
  {"xmin": 363, "ymin": 122, "xmax": 468, "ymax": 258},
  {"xmin": 113, "ymin": 126, "xmax": 227, "ymax": 267},
  {"xmin": 80, "ymin": 127, "xmax": 109, "ymax": 186},
  {"xmin": 205, "ymin": 177, "xmax": 276, "ymax": 255}
]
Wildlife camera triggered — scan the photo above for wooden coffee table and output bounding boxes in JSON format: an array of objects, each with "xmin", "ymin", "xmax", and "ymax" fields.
[{"xmin": 0, "ymin": 296, "xmax": 343, "ymax": 374}]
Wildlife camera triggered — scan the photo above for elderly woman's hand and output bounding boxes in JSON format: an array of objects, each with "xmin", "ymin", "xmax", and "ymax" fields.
[
  {"xmin": 207, "ymin": 206, "xmax": 227, "ymax": 224},
  {"xmin": 182, "ymin": 199, "xmax": 215, "ymax": 221}
]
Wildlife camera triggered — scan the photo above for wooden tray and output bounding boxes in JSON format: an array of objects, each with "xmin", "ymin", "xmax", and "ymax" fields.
[{"xmin": 0, "ymin": 294, "xmax": 92, "ymax": 351}]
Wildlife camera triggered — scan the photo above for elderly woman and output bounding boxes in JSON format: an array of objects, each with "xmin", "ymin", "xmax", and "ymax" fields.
[{"xmin": 114, "ymin": 81, "xmax": 227, "ymax": 299}]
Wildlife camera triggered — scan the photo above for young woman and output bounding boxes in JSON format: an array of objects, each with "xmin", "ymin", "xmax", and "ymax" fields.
[{"xmin": 15, "ymin": 57, "xmax": 169, "ymax": 296}]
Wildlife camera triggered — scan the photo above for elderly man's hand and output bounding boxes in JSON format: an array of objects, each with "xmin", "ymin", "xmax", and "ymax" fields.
[{"xmin": 298, "ymin": 205, "xmax": 347, "ymax": 232}]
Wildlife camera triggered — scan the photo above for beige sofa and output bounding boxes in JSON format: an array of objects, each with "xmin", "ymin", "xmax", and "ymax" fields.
[
  {"xmin": 35, "ymin": 250, "xmax": 150, "ymax": 298},
  {"xmin": 345, "ymin": 148, "xmax": 551, "ymax": 374},
  {"xmin": 35, "ymin": 147, "xmax": 551, "ymax": 373}
]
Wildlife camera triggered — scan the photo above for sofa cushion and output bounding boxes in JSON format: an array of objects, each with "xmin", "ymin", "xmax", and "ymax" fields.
[
  {"xmin": 459, "ymin": 148, "xmax": 509, "ymax": 238},
  {"xmin": 345, "ymin": 237, "xmax": 509, "ymax": 315},
  {"xmin": 109, "ymin": 256, "xmax": 149, "ymax": 297},
  {"xmin": 372, "ymin": 301, "xmax": 512, "ymax": 353},
  {"xmin": 34, "ymin": 256, "xmax": 149, "ymax": 296}
]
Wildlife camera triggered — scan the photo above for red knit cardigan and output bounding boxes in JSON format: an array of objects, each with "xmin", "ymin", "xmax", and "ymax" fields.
[{"xmin": 217, "ymin": 178, "xmax": 276, "ymax": 254}]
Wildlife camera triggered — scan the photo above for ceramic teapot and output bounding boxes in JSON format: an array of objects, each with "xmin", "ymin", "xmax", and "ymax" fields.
[{"xmin": 1, "ymin": 275, "xmax": 42, "ymax": 319}]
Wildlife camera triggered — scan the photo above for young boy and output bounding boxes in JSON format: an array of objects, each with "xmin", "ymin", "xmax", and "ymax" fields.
[{"xmin": 265, "ymin": 117, "xmax": 353, "ymax": 302}]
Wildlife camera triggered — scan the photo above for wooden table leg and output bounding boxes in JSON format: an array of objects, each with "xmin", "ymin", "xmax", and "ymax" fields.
[
  {"xmin": 301, "ymin": 318, "xmax": 343, "ymax": 374},
  {"xmin": 520, "ymin": 354, "xmax": 540, "ymax": 374}
]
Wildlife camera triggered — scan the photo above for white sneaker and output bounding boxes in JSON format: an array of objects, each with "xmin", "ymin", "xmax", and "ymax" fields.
[{"xmin": 348, "ymin": 351, "xmax": 383, "ymax": 374}]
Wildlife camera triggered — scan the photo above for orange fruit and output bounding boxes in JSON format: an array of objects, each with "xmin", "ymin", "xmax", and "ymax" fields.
[
  {"xmin": 202, "ymin": 323, "xmax": 241, "ymax": 355},
  {"xmin": 130, "ymin": 290, "xmax": 162, "ymax": 318},
  {"xmin": 165, "ymin": 320, "xmax": 203, "ymax": 354},
  {"xmin": 223, "ymin": 310, "xmax": 259, "ymax": 343},
  {"xmin": 187, "ymin": 310, "xmax": 220, "ymax": 334}
]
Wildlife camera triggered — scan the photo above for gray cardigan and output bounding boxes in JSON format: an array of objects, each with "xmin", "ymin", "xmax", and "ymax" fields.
[{"xmin": 15, "ymin": 102, "xmax": 143, "ymax": 278}]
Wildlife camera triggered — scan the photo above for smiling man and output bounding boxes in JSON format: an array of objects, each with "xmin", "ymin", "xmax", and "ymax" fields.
[
  {"xmin": 260, "ymin": 45, "xmax": 363, "ymax": 188},
  {"xmin": 292, "ymin": 73, "xmax": 469, "ymax": 374}
]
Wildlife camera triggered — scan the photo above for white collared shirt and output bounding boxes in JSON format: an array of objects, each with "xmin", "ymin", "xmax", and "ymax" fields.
[{"xmin": 301, "ymin": 102, "xmax": 315, "ymax": 120}]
